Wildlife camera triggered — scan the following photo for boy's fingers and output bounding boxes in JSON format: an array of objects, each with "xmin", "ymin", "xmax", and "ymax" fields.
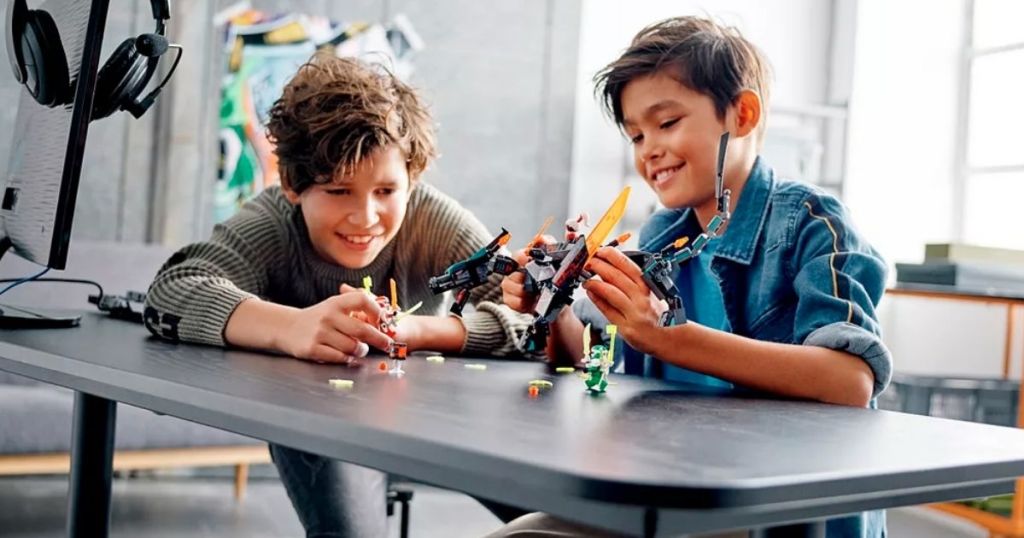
[
  {"xmin": 539, "ymin": 234, "xmax": 558, "ymax": 246},
  {"xmin": 316, "ymin": 329, "xmax": 366, "ymax": 357},
  {"xmin": 586, "ymin": 289, "xmax": 623, "ymax": 326},
  {"xmin": 587, "ymin": 256, "xmax": 640, "ymax": 295},
  {"xmin": 336, "ymin": 315, "xmax": 393, "ymax": 350},
  {"xmin": 595, "ymin": 247, "xmax": 645, "ymax": 285},
  {"xmin": 336, "ymin": 290, "xmax": 386, "ymax": 318},
  {"xmin": 503, "ymin": 270, "xmax": 525, "ymax": 287},
  {"xmin": 501, "ymin": 277, "xmax": 528, "ymax": 298},
  {"xmin": 584, "ymin": 279, "xmax": 632, "ymax": 318},
  {"xmin": 339, "ymin": 283, "xmax": 359, "ymax": 293},
  {"xmin": 307, "ymin": 345, "xmax": 357, "ymax": 364},
  {"xmin": 513, "ymin": 249, "xmax": 531, "ymax": 265}
]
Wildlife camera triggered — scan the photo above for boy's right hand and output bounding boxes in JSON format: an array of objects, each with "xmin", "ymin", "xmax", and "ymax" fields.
[
  {"xmin": 500, "ymin": 234, "xmax": 557, "ymax": 314},
  {"xmin": 278, "ymin": 291, "xmax": 393, "ymax": 364}
]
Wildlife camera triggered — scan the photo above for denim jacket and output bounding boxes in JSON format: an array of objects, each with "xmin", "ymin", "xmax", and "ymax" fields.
[
  {"xmin": 575, "ymin": 156, "xmax": 891, "ymax": 537},
  {"xmin": 614, "ymin": 156, "xmax": 892, "ymax": 398}
]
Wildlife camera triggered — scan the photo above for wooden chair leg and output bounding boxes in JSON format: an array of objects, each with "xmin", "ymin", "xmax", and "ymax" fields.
[{"xmin": 234, "ymin": 463, "xmax": 249, "ymax": 501}]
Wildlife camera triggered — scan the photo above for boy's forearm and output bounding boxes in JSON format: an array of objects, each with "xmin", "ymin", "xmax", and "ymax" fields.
[
  {"xmin": 406, "ymin": 316, "xmax": 467, "ymax": 353},
  {"xmin": 648, "ymin": 323, "xmax": 874, "ymax": 407},
  {"xmin": 224, "ymin": 298, "xmax": 298, "ymax": 353}
]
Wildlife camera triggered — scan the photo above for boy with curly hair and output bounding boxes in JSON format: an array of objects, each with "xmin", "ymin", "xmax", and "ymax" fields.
[{"xmin": 146, "ymin": 52, "xmax": 531, "ymax": 537}]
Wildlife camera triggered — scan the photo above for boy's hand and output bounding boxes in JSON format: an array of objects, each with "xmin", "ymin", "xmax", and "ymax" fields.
[
  {"xmin": 501, "ymin": 234, "xmax": 557, "ymax": 313},
  {"xmin": 279, "ymin": 291, "xmax": 393, "ymax": 363},
  {"xmin": 338, "ymin": 283, "xmax": 421, "ymax": 347},
  {"xmin": 583, "ymin": 246, "xmax": 667, "ymax": 354}
]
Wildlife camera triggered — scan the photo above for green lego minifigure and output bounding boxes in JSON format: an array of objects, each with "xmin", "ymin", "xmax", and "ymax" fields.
[{"xmin": 581, "ymin": 324, "xmax": 616, "ymax": 394}]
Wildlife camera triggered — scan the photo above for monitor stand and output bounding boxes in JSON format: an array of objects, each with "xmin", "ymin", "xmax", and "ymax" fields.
[
  {"xmin": 0, "ymin": 303, "xmax": 81, "ymax": 328},
  {"xmin": 0, "ymin": 238, "xmax": 81, "ymax": 328}
]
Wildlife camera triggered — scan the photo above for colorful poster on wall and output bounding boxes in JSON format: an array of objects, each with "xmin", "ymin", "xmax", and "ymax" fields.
[{"xmin": 215, "ymin": 9, "xmax": 423, "ymax": 223}]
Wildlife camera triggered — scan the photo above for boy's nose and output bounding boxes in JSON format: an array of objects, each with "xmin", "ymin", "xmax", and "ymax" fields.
[
  {"xmin": 639, "ymin": 141, "xmax": 664, "ymax": 164},
  {"xmin": 347, "ymin": 199, "xmax": 381, "ymax": 226}
]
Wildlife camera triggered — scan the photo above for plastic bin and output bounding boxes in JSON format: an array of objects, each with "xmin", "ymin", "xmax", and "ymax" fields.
[{"xmin": 878, "ymin": 373, "xmax": 1019, "ymax": 427}]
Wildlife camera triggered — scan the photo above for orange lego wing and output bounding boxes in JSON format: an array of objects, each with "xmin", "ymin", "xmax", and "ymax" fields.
[{"xmin": 584, "ymin": 186, "xmax": 631, "ymax": 260}]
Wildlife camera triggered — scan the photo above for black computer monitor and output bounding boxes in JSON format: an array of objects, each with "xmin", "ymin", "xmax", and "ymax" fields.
[{"xmin": 0, "ymin": 0, "xmax": 110, "ymax": 326}]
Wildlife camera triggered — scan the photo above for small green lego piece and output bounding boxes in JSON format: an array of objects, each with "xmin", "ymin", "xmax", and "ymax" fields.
[
  {"xmin": 583, "ymin": 344, "xmax": 610, "ymax": 393},
  {"xmin": 328, "ymin": 379, "xmax": 354, "ymax": 389},
  {"xmin": 464, "ymin": 363, "xmax": 487, "ymax": 371},
  {"xmin": 555, "ymin": 367, "xmax": 575, "ymax": 373},
  {"xmin": 426, "ymin": 355, "xmax": 446, "ymax": 363}
]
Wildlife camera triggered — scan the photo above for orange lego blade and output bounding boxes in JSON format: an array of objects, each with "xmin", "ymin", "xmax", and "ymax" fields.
[
  {"xmin": 584, "ymin": 186, "xmax": 631, "ymax": 259},
  {"xmin": 529, "ymin": 216, "xmax": 555, "ymax": 248},
  {"xmin": 673, "ymin": 236, "xmax": 690, "ymax": 249},
  {"xmin": 390, "ymin": 278, "xmax": 398, "ymax": 309}
]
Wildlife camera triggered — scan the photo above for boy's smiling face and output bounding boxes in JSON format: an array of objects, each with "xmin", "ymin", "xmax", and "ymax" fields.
[
  {"xmin": 621, "ymin": 72, "xmax": 726, "ymax": 210},
  {"xmin": 284, "ymin": 146, "xmax": 412, "ymax": 269}
]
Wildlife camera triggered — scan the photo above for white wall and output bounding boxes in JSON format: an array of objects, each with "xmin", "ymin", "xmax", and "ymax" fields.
[{"xmin": 569, "ymin": 0, "xmax": 833, "ymax": 237}]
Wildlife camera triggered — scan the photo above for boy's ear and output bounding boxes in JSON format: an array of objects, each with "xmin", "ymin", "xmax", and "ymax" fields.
[
  {"xmin": 281, "ymin": 184, "xmax": 301, "ymax": 205},
  {"xmin": 733, "ymin": 89, "xmax": 762, "ymax": 138}
]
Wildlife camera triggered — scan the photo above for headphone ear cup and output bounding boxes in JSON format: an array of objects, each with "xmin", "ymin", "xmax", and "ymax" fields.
[
  {"xmin": 22, "ymin": 8, "xmax": 69, "ymax": 107},
  {"xmin": 93, "ymin": 38, "xmax": 149, "ymax": 120},
  {"xmin": 6, "ymin": 0, "xmax": 28, "ymax": 84}
]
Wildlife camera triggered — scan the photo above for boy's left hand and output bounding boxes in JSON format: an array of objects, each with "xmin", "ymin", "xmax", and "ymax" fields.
[{"xmin": 583, "ymin": 246, "xmax": 667, "ymax": 353}]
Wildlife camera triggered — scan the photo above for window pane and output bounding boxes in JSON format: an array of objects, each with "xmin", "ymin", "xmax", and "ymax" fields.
[
  {"xmin": 963, "ymin": 171, "xmax": 1024, "ymax": 250},
  {"xmin": 967, "ymin": 49, "xmax": 1024, "ymax": 167},
  {"xmin": 974, "ymin": 0, "xmax": 1024, "ymax": 50}
]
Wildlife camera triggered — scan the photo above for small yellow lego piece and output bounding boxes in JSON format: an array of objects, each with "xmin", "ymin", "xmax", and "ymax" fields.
[
  {"xmin": 426, "ymin": 355, "xmax": 446, "ymax": 363},
  {"xmin": 328, "ymin": 379, "xmax": 354, "ymax": 389},
  {"xmin": 464, "ymin": 363, "xmax": 487, "ymax": 371},
  {"xmin": 528, "ymin": 379, "xmax": 553, "ymax": 388},
  {"xmin": 607, "ymin": 324, "xmax": 618, "ymax": 363},
  {"xmin": 555, "ymin": 367, "xmax": 575, "ymax": 374}
]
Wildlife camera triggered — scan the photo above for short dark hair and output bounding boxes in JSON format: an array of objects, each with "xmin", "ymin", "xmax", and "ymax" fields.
[
  {"xmin": 266, "ymin": 52, "xmax": 437, "ymax": 194},
  {"xmin": 594, "ymin": 16, "xmax": 772, "ymax": 130}
]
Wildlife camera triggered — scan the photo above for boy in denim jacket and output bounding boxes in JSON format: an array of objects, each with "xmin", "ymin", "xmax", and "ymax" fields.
[{"xmin": 498, "ymin": 16, "xmax": 890, "ymax": 538}]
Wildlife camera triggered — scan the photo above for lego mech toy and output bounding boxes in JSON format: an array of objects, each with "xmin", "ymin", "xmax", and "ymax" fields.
[
  {"xmin": 428, "ymin": 228, "xmax": 521, "ymax": 316},
  {"xmin": 364, "ymin": 277, "xmax": 421, "ymax": 375},
  {"xmin": 622, "ymin": 131, "xmax": 733, "ymax": 327},
  {"xmin": 518, "ymin": 187, "xmax": 632, "ymax": 352}
]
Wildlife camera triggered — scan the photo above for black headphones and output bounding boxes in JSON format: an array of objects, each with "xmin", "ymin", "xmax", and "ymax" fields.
[{"xmin": 6, "ymin": 0, "xmax": 182, "ymax": 120}]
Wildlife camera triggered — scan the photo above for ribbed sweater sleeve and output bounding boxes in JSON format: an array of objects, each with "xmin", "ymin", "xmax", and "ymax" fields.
[{"xmin": 144, "ymin": 190, "xmax": 288, "ymax": 345}]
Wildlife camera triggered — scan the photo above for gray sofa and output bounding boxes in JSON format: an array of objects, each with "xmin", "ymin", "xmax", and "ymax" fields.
[{"xmin": 0, "ymin": 241, "xmax": 267, "ymax": 498}]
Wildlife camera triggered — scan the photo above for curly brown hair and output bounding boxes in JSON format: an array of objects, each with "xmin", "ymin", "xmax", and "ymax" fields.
[
  {"xmin": 594, "ymin": 16, "xmax": 772, "ymax": 133},
  {"xmin": 266, "ymin": 52, "xmax": 437, "ymax": 193}
]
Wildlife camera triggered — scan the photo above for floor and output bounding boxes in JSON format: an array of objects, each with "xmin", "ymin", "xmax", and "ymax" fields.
[{"xmin": 0, "ymin": 472, "xmax": 990, "ymax": 537}]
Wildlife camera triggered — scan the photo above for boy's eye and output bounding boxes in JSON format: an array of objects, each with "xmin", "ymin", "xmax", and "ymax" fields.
[
  {"xmin": 629, "ymin": 133, "xmax": 644, "ymax": 145},
  {"xmin": 659, "ymin": 118, "xmax": 679, "ymax": 129},
  {"xmin": 376, "ymin": 188, "xmax": 395, "ymax": 196},
  {"xmin": 326, "ymin": 188, "xmax": 351, "ymax": 196}
]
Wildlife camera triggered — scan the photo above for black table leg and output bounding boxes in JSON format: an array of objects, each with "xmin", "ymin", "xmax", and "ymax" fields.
[
  {"xmin": 66, "ymin": 391, "xmax": 117, "ymax": 538},
  {"xmin": 750, "ymin": 521, "xmax": 826, "ymax": 538}
]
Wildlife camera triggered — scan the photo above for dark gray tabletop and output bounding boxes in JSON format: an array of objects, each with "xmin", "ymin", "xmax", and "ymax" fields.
[{"xmin": 3, "ymin": 313, "xmax": 1024, "ymax": 535}]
